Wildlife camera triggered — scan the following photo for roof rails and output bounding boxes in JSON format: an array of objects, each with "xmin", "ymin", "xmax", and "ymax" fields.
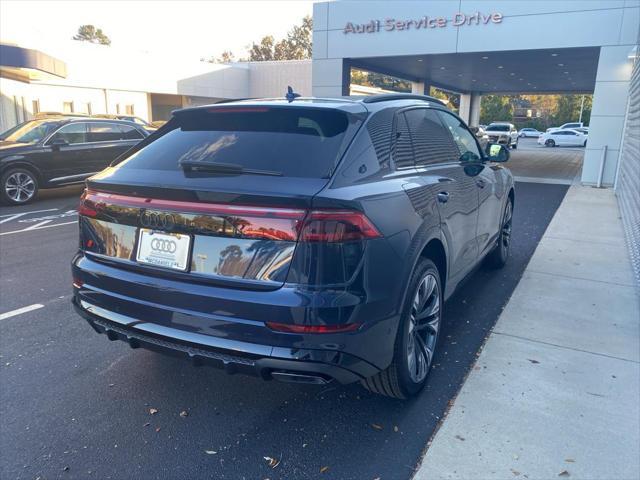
[{"xmin": 361, "ymin": 93, "xmax": 446, "ymax": 107}]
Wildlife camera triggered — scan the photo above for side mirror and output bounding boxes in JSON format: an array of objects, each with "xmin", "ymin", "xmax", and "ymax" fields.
[
  {"xmin": 49, "ymin": 137, "xmax": 68, "ymax": 149},
  {"xmin": 486, "ymin": 143, "xmax": 510, "ymax": 162}
]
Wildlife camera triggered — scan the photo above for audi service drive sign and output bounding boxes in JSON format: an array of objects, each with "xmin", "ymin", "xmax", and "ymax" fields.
[
  {"xmin": 136, "ymin": 229, "xmax": 191, "ymax": 271},
  {"xmin": 343, "ymin": 11, "xmax": 503, "ymax": 34}
]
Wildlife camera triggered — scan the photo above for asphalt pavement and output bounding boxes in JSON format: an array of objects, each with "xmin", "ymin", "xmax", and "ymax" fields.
[{"xmin": 0, "ymin": 181, "xmax": 568, "ymax": 480}]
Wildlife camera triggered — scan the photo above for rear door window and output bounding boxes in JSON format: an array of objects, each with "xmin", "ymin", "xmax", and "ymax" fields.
[
  {"xmin": 119, "ymin": 107, "xmax": 358, "ymax": 178},
  {"xmin": 87, "ymin": 122, "xmax": 123, "ymax": 142},
  {"xmin": 403, "ymin": 108, "xmax": 459, "ymax": 166}
]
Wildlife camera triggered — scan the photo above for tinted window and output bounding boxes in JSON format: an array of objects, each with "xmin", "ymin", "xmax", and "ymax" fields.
[
  {"xmin": 119, "ymin": 124, "xmax": 144, "ymax": 140},
  {"xmin": 50, "ymin": 123, "xmax": 87, "ymax": 144},
  {"xmin": 88, "ymin": 123, "xmax": 123, "ymax": 142},
  {"xmin": 365, "ymin": 108, "xmax": 394, "ymax": 166},
  {"xmin": 437, "ymin": 112, "xmax": 481, "ymax": 162},
  {"xmin": 404, "ymin": 109, "xmax": 459, "ymax": 166},
  {"xmin": 393, "ymin": 112, "xmax": 414, "ymax": 169},
  {"xmin": 119, "ymin": 107, "xmax": 355, "ymax": 178}
]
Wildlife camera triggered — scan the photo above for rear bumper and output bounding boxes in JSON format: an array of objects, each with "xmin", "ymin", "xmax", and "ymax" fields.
[{"xmin": 72, "ymin": 293, "xmax": 382, "ymax": 386}]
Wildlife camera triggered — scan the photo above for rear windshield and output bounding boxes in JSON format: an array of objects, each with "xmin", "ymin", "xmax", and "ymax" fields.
[{"xmin": 118, "ymin": 107, "xmax": 356, "ymax": 178}]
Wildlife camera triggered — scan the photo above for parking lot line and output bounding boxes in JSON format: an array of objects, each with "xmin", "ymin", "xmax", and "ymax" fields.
[
  {"xmin": 0, "ymin": 208, "xmax": 58, "ymax": 224},
  {"xmin": 0, "ymin": 304, "xmax": 44, "ymax": 320},
  {"xmin": 0, "ymin": 220, "xmax": 78, "ymax": 236}
]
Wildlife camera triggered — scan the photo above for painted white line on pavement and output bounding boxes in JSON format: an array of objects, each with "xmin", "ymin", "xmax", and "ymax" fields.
[
  {"xmin": 0, "ymin": 208, "xmax": 58, "ymax": 224},
  {"xmin": 0, "ymin": 220, "xmax": 78, "ymax": 236},
  {"xmin": 0, "ymin": 304, "xmax": 44, "ymax": 320},
  {"xmin": 21, "ymin": 220, "xmax": 52, "ymax": 231}
]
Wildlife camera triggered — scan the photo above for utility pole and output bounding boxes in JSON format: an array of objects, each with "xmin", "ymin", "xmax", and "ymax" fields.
[{"xmin": 578, "ymin": 94, "xmax": 585, "ymax": 123}]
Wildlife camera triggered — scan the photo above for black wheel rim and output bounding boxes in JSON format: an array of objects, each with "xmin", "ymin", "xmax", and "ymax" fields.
[
  {"xmin": 501, "ymin": 202, "xmax": 513, "ymax": 255},
  {"xmin": 407, "ymin": 272, "xmax": 440, "ymax": 383}
]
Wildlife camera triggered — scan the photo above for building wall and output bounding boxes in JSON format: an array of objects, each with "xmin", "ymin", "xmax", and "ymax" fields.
[
  {"xmin": 616, "ymin": 37, "xmax": 640, "ymax": 285},
  {"xmin": 248, "ymin": 60, "xmax": 312, "ymax": 98},
  {"xmin": 0, "ymin": 76, "xmax": 150, "ymax": 131},
  {"xmin": 313, "ymin": 0, "xmax": 640, "ymax": 186}
]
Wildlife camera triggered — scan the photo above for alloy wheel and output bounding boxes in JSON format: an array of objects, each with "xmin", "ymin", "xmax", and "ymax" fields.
[
  {"xmin": 406, "ymin": 272, "xmax": 441, "ymax": 383},
  {"xmin": 5, "ymin": 172, "xmax": 36, "ymax": 203}
]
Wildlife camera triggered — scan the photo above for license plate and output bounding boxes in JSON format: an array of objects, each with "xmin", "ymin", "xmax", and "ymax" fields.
[{"xmin": 136, "ymin": 229, "xmax": 191, "ymax": 271}]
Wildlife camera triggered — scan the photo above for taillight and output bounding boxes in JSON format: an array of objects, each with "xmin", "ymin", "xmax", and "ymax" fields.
[
  {"xmin": 78, "ymin": 189, "xmax": 97, "ymax": 217},
  {"xmin": 298, "ymin": 210, "xmax": 381, "ymax": 243},
  {"xmin": 266, "ymin": 321, "xmax": 362, "ymax": 334}
]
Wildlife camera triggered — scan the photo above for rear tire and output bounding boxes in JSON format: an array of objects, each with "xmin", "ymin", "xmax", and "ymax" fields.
[
  {"xmin": 512, "ymin": 139, "xmax": 518, "ymax": 149},
  {"xmin": 361, "ymin": 258, "xmax": 442, "ymax": 399},
  {"xmin": 1, "ymin": 168, "xmax": 39, "ymax": 205},
  {"xmin": 545, "ymin": 139, "xmax": 555, "ymax": 147},
  {"xmin": 487, "ymin": 198, "xmax": 513, "ymax": 269}
]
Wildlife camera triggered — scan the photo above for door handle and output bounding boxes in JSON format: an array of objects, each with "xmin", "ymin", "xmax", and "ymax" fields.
[
  {"xmin": 437, "ymin": 192, "xmax": 449, "ymax": 203},
  {"xmin": 476, "ymin": 179, "xmax": 486, "ymax": 188}
]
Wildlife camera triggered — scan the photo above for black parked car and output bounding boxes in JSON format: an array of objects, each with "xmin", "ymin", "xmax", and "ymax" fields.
[
  {"xmin": 72, "ymin": 94, "xmax": 514, "ymax": 399},
  {"xmin": 0, "ymin": 118, "xmax": 148, "ymax": 205}
]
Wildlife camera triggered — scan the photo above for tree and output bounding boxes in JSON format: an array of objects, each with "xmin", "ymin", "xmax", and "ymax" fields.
[
  {"xmin": 201, "ymin": 51, "xmax": 237, "ymax": 64},
  {"xmin": 248, "ymin": 15, "xmax": 313, "ymax": 61},
  {"xmin": 73, "ymin": 25, "xmax": 111, "ymax": 46},
  {"xmin": 350, "ymin": 68, "xmax": 412, "ymax": 93},
  {"xmin": 480, "ymin": 95, "xmax": 514, "ymax": 125}
]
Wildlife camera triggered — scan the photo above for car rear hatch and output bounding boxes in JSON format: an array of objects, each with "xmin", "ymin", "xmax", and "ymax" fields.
[{"xmin": 78, "ymin": 103, "xmax": 366, "ymax": 289}]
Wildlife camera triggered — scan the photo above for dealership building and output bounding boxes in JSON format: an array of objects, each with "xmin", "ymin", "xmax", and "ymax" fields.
[{"xmin": 1, "ymin": 1, "xmax": 638, "ymax": 261}]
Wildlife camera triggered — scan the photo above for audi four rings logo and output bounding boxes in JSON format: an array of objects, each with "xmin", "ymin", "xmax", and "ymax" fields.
[
  {"xmin": 150, "ymin": 238, "xmax": 177, "ymax": 253},
  {"xmin": 141, "ymin": 211, "xmax": 176, "ymax": 229}
]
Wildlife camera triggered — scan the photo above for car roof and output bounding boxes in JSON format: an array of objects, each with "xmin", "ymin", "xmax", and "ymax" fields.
[{"xmin": 174, "ymin": 94, "xmax": 449, "ymax": 117}]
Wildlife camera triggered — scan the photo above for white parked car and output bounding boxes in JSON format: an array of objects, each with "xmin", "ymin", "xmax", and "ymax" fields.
[
  {"xmin": 485, "ymin": 122, "xmax": 519, "ymax": 149},
  {"xmin": 546, "ymin": 122, "xmax": 584, "ymax": 133},
  {"xmin": 518, "ymin": 128, "xmax": 542, "ymax": 138},
  {"xmin": 538, "ymin": 129, "xmax": 588, "ymax": 147}
]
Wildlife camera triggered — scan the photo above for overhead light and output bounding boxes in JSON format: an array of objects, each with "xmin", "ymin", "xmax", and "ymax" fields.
[
  {"xmin": 510, "ymin": 73, "xmax": 515, "ymax": 76},
  {"xmin": 472, "ymin": 79, "xmax": 477, "ymax": 82},
  {"xmin": 481, "ymin": 56, "xmax": 489, "ymax": 60},
  {"xmin": 440, "ymin": 66, "xmax": 446, "ymax": 70},
  {"xmin": 458, "ymin": 73, "xmax": 463, "ymax": 77},
  {"xmin": 497, "ymin": 65, "xmax": 504, "ymax": 69},
  {"xmin": 564, "ymin": 71, "xmax": 569, "ymax": 74},
  {"xmin": 417, "ymin": 59, "xmax": 423, "ymax": 62},
  {"xmin": 557, "ymin": 63, "xmax": 564, "ymax": 67},
  {"xmin": 527, "ymin": 82, "xmax": 532, "ymax": 85},
  {"xmin": 519, "ymin": 78, "xmax": 524, "ymax": 81},
  {"xmin": 551, "ymin": 53, "xmax": 559, "ymax": 57}
]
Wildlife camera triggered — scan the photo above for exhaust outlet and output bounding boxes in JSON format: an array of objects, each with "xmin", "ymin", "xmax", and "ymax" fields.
[{"xmin": 271, "ymin": 371, "xmax": 331, "ymax": 385}]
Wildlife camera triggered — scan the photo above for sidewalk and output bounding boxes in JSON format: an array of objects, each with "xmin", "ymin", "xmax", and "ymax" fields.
[{"xmin": 414, "ymin": 185, "xmax": 640, "ymax": 480}]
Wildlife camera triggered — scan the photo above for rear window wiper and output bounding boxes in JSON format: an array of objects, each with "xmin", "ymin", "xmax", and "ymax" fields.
[{"xmin": 178, "ymin": 160, "xmax": 282, "ymax": 176}]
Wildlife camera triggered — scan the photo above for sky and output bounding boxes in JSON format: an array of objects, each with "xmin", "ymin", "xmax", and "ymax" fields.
[{"xmin": 0, "ymin": 0, "xmax": 314, "ymax": 61}]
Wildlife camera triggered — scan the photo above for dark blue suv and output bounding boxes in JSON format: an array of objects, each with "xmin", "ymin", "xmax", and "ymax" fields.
[{"xmin": 72, "ymin": 94, "xmax": 514, "ymax": 399}]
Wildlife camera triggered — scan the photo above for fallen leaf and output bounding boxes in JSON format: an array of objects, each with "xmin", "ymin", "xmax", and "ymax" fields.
[
  {"xmin": 143, "ymin": 422, "xmax": 150, "ymax": 427},
  {"xmin": 108, "ymin": 384, "xmax": 115, "ymax": 387},
  {"xmin": 393, "ymin": 426, "xmax": 399, "ymax": 432},
  {"xmin": 510, "ymin": 469, "xmax": 520, "ymax": 476},
  {"xmin": 527, "ymin": 359, "xmax": 540, "ymax": 364},
  {"xmin": 558, "ymin": 471, "xmax": 570, "ymax": 477},
  {"xmin": 205, "ymin": 450, "xmax": 217, "ymax": 455},
  {"xmin": 455, "ymin": 435, "xmax": 465, "ymax": 441},
  {"xmin": 149, "ymin": 408, "xmax": 158, "ymax": 415},
  {"xmin": 263, "ymin": 456, "xmax": 280, "ymax": 469},
  {"xmin": 62, "ymin": 466, "xmax": 70, "ymax": 472},
  {"xmin": 155, "ymin": 427, "xmax": 161, "ymax": 432},
  {"xmin": 565, "ymin": 459, "xmax": 575, "ymax": 463},
  {"xmin": 179, "ymin": 410, "xmax": 188, "ymax": 417},
  {"xmin": 320, "ymin": 466, "xmax": 329, "ymax": 473},
  {"xmin": 371, "ymin": 423, "xmax": 383, "ymax": 431}
]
